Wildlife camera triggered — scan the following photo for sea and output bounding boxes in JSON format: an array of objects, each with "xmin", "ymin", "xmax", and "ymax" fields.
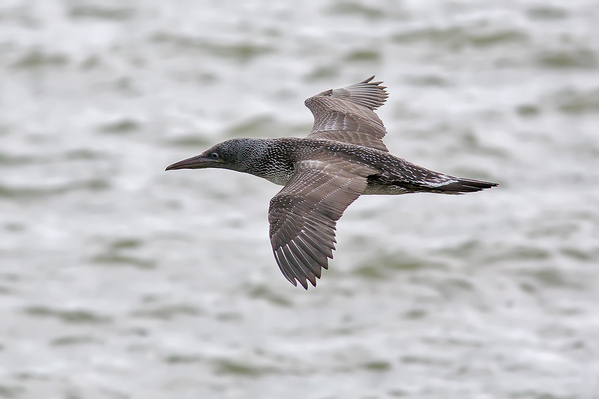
[{"xmin": 1, "ymin": 0, "xmax": 598, "ymax": 398}]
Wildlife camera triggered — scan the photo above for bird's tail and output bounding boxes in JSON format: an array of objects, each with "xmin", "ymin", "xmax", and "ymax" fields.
[
  {"xmin": 379, "ymin": 159, "xmax": 498, "ymax": 195},
  {"xmin": 432, "ymin": 177, "xmax": 497, "ymax": 194}
]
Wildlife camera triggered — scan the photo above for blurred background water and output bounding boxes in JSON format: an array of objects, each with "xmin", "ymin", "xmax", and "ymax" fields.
[{"xmin": 1, "ymin": 0, "xmax": 599, "ymax": 398}]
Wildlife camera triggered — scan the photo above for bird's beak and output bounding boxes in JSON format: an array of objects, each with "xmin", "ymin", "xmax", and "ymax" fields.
[{"xmin": 165, "ymin": 154, "xmax": 222, "ymax": 171}]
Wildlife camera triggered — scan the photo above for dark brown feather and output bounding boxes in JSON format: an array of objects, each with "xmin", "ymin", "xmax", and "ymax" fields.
[
  {"xmin": 305, "ymin": 76, "xmax": 390, "ymax": 152},
  {"xmin": 268, "ymin": 159, "xmax": 377, "ymax": 288}
]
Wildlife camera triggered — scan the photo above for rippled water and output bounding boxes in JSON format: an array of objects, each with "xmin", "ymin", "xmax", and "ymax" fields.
[{"xmin": 1, "ymin": 0, "xmax": 599, "ymax": 398}]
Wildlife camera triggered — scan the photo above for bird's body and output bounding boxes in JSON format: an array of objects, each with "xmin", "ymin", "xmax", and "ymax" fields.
[
  {"xmin": 166, "ymin": 77, "xmax": 497, "ymax": 289},
  {"xmin": 199, "ymin": 137, "xmax": 492, "ymax": 195}
]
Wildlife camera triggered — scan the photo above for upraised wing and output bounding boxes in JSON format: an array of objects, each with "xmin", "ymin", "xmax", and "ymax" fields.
[
  {"xmin": 304, "ymin": 76, "xmax": 390, "ymax": 152},
  {"xmin": 268, "ymin": 158, "xmax": 377, "ymax": 289}
]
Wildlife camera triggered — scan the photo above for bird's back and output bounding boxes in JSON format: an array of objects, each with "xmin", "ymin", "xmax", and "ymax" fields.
[{"xmin": 283, "ymin": 138, "xmax": 496, "ymax": 195}]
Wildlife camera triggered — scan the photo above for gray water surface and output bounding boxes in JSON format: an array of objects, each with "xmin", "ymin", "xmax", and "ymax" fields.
[{"xmin": 1, "ymin": 1, "xmax": 599, "ymax": 398}]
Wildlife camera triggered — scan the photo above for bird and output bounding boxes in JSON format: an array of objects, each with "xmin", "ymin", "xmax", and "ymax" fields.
[{"xmin": 166, "ymin": 76, "xmax": 497, "ymax": 289}]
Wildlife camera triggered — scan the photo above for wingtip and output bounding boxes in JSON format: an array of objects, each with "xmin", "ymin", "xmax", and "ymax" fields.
[
  {"xmin": 298, "ymin": 280, "xmax": 308, "ymax": 290},
  {"xmin": 294, "ymin": 276, "xmax": 317, "ymax": 290},
  {"xmin": 291, "ymin": 275, "xmax": 310, "ymax": 290},
  {"xmin": 363, "ymin": 75, "xmax": 375, "ymax": 83},
  {"xmin": 362, "ymin": 75, "xmax": 386, "ymax": 87}
]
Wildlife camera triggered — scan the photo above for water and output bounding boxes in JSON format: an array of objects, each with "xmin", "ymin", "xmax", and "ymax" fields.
[{"xmin": 1, "ymin": 0, "xmax": 599, "ymax": 398}]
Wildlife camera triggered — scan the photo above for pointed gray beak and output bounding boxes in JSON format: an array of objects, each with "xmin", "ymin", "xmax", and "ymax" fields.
[{"xmin": 165, "ymin": 154, "xmax": 222, "ymax": 171}]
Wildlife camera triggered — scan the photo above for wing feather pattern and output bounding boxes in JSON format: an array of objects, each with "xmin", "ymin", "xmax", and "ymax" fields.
[
  {"xmin": 268, "ymin": 159, "xmax": 377, "ymax": 289},
  {"xmin": 305, "ymin": 76, "xmax": 390, "ymax": 152}
]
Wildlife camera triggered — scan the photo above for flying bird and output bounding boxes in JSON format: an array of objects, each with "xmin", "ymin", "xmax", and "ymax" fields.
[{"xmin": 166, "ymin": 77, "xmax": 497, "ymax": 289}]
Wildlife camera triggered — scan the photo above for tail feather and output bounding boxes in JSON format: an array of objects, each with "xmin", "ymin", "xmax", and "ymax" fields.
[{"xmin": 436, "ymin": 178, "xmax": 497, "ymax": 194}]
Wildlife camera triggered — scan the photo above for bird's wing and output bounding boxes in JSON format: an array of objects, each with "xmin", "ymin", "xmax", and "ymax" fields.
[
  {"xmin": 268, "ymin": 158, "xmax": 377, "ymax": 289},
  {"xmin": 305, "ymin": 76, "xmax": 390, "ymax": 152}
]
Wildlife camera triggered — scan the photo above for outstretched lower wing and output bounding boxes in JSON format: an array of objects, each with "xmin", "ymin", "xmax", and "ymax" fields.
[
  {"xmin": 268, "ymin": 159, "xmax": 377, "ymax": 289},
  {"xmin": 304, "ymin": 76, "xmax": 390, "ymax": 152}
]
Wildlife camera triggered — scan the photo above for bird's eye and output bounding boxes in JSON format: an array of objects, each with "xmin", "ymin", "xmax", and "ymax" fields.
[{"xmin": 211, "ymin": 152, "xmax": 219, "ymax": 159}]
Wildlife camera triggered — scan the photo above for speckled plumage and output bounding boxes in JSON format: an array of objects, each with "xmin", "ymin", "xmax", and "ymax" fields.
[{"xmin": 166, "ymin": 77, "xmax": 497, "ymax": 289}]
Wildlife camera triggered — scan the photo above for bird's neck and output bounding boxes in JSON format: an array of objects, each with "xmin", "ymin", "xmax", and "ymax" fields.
[{"xmin": 239, "ymin": 138, "xmax": 297, "ymax": 186}]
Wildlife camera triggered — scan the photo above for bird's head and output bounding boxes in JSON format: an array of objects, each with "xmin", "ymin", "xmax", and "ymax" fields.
[{"xmin": 165, "ymin": 138, "xmax": 268, "ymax": 173}]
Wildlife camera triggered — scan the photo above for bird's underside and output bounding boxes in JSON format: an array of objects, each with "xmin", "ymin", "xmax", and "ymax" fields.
[{"xmin": 166, "ymin": 76, "xmax": 497, "ymax": 289}]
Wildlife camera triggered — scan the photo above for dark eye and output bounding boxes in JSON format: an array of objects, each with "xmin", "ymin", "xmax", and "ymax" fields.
[{"xmin": 210, "ymin": 152, "xmax": 219, "ymax": 159}]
